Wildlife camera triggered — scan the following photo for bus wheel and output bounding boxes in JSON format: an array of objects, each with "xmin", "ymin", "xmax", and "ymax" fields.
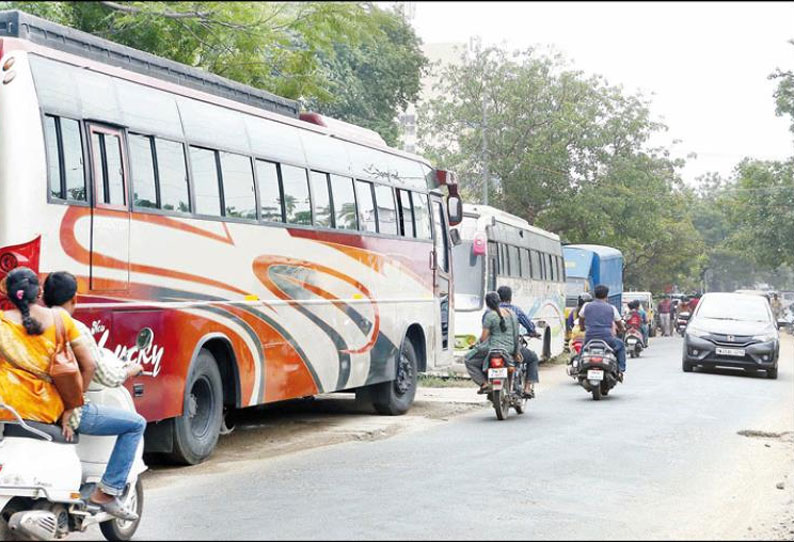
[
  {"xmin": 169, "ymin": 349, "xmax": 224, "ymax": 465},
  {"xmin": 371, "ymin": 339, "xmax": 418, "ymax": 416}
]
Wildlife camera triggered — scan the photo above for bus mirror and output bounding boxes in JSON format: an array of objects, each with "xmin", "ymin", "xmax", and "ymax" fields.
[
  {"xmin": 449, "ymin": 228, "xmax": 461, "ymax": 246},
  {"xmin": 472, "ymin": 232, "xmax": 487, "ymax": 256},
  {"xmin": 447, "ymin": 195, "xmax": 463, "ymax": 226}
]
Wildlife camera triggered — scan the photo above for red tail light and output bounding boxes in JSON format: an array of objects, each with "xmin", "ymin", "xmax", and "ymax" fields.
[
  {"xmin": 0, "ymin": 236, "xmax": 41, "ymax": 309},
  {"xmin": 589, "ymin": 356, "xmax": 603, "ymax": 363},
  {"xmin": 572, "ymin": 340, "xmax": 583, "ymax": 354},
  {"xmin": 490, "ymin": 357, "xmax": 504, "ymax": 368}
]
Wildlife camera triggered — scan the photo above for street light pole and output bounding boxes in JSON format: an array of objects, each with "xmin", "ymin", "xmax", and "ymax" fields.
[{"xmin": 481, "ymin": 91, "xmax": 488, "ymax": 206}]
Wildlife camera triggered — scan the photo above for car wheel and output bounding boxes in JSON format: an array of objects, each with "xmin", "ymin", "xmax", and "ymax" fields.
[
  {"xmin": 682, "ymin": 359, "xmax": 693, "ymax": 373},
  {"xmin": 767, "ymin": 366, "xmax": 778, "ymax": 380}
]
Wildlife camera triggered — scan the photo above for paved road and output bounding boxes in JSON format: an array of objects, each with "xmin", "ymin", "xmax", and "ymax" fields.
[{"xmin": 83, "ymin": 336, "xmax": 794, "ymax": 540}]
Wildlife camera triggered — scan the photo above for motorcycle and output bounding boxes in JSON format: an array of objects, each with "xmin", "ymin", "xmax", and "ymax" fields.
[
  {"xmin": 567, "ymin": 337, "xmax": 584, "ymax": 379},
  {"xmin": 486, "ymin": 348, "xmax": 528, "ymax": 420},
  {"xmin": 0, "ymin": 328, "xmax": 153, "ymax": 541},
  {"xmin": 577, "ymin": 339, "xmax": 620, "ymax": 400},
  {"xmin": 676, "ymin": 311, "xmax": 691, "ymax": 336},
  {"xmin": 624, "ymin": 327, "xmax": 644, "ymax": 358}
]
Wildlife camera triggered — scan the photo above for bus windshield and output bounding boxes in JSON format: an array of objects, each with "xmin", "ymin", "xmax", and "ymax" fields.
[{"xmin": 452, "ymin": 241, "xmax": 484, "ymax": 311}]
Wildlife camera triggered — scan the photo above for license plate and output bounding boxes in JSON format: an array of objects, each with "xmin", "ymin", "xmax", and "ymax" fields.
[
  {"xmin": 489, "ymin": 368, "xmax": 508, "ymax": 379},
  {"xmin": 587, "ymin": 369, "xmax": 604, "ymax": 381},
  {"xmin": 716, "ymin": 347, "xmax": 745, "ymax": 357}
]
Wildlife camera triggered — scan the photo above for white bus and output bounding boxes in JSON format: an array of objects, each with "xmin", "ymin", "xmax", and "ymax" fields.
[
  {"xmin": 0, "ymin": 10, "xmax": 462, "ymax": 464},
  {"xmin": 451, "ymin": 204, "xmax": 566, "ymax": 361}
]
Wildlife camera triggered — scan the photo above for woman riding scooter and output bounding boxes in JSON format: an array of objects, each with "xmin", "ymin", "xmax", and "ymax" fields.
[
  {"xmin": 464, "ymin": 292, "xmax": 520, "ymax": 395},
  {"xmin": 42, "ymin": 271, "xmax": 146, "ymax": 521}
]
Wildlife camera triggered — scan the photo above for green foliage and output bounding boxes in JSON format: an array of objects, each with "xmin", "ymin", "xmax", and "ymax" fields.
[
  {"xmin": 771, "ymin": 39, "xmax": 794, "ymax": 136},
  {"xmin": 419, "ymin": 43, "xmax": 701, "ymax": 292},
  {"xmin": 0, "ymin": 1, "xmax": 426, "ymax": 141}
]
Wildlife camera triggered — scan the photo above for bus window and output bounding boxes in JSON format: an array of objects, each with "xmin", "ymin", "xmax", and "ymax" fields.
[
  {"xmin": 411, "ymin": 192, "xmax": 432, "ymax": 239},
  {"xmin": 355, "ymin": 180, "xmax": 377, "ymax": 233},
  {"xmin": 129, "ymin": 134, "xmax": 157, "ymax": 209},
  {"xmin": 487, "ymin": 241, "xmax": 499, "ymax": 291},
  {"xmin": 530, "ymin": 250, "xmax": 542, "ymax": 280},
  {"xmin": 281, "ymin": 164, "xmax": 312, "ymax": 225},
  {"xmin": 190, "ymin": 146, "xmax": 222, "ymax": 217},
  {"xmin": 44, "ymin": 116, "xmax": 61, "ymax": 199},
  {"xmin": 548, "ymin": 254, "xmax": 556, "ymax": 281},
  {"xmin": 520, "ymin": 248, "xmax": 531, "ymax": 278},
  {"xmin": 61, "ymin": 119, "xmax": 86, "ymax": 202},
  {"xmin": 255, "ymin": 160, "xmax": 284, "ymax": 222},
  {"xmin": 432, "ymin": 201, "xmax": 449, "ymax": 272},
  {"xmin": 220, "ymin": 152, "xmax": 256, "ymax": 220},
  {"xmin": 156, "ymin": 139, "xmax": 191, "ymax": 213},
  {"xmin": 310, "ymin": 171, "xmax": 333, "ymax": 228},
  {"xmin": 396, "ymin": 189, "xmax": 415, "ymax": 237},
  {"xmin": 374, "ymin": 184, "xmax": 397, "ymax": 235},
  {"xmin": 509, "ymin": 245, "xmax": 520, "ymax": 277},
  {"xmin": 330, "ymin": 174, "xmax": 357, "ymax": 230}
]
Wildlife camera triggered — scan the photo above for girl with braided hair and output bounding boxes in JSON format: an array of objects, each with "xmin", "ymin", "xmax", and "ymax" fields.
[
  {"xmin": 464, "ymin": 291, "xmax": 519, "ymax": 394},
  {"xmin": 0, "ymin": 267, "xmax": 95, "ymax": 428}
]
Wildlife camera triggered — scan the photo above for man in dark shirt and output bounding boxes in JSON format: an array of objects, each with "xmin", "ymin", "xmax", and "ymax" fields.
[
  {"xmin": 486, "ymin": 286, "xmax": 541, "ymax": 397},
  {"xmin": 579, "ymin": 284, "xmax": 627, "ymax": 377}
]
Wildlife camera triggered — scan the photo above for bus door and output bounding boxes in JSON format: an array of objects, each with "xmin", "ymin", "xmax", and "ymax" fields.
[
  {"xmin": 431, "ymin": 195, "xmax": 452, "ymax": 351},
  {"xmin": 86, "ymin": 124, "xmax": 130, "ymax": 292}
]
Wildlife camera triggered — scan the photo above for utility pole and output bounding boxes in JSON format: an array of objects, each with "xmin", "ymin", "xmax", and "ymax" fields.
[{"xmin": 481, "ymin": 91, "xmax": 488, "ymax": 206}]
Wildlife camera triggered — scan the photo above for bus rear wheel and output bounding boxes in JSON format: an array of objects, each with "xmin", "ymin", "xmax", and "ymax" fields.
[
  {"xmin": 169, "ymin": 349, "xmax": 224, "ymax": 465},
  {"xmin": 370, "ymin": 339, "xmax": 418, "ymax": 416}
]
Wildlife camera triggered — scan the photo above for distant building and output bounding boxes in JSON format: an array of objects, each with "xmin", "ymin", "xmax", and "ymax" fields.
[{"xmin": 398, "ymin": 42, "xmax": 466, "ymax": 154}]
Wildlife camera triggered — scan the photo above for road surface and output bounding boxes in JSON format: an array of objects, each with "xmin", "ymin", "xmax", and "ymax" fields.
[{"xmin": 80, "ymin": 335, "xmax": 794, "ymax": 540}]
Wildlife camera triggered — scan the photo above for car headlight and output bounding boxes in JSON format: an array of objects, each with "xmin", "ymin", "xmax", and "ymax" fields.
[
  {"xmin": 686, "ymin": 327, "xmax": 709, "ymax": 338},
  {"xmin": 752, "ymin": 333, "xmax": 777, "ymax": 343}
]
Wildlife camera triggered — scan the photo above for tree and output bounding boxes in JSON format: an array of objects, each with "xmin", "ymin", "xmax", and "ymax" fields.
[
  {"xmin": 419, "ymin": 42, "xmax": 702, "ymax": 292},
  {"xmin": 771, "ymin": 39, "xmax": 794, "ymax": 136},
  {"xmin": 0, "ymin": 1, "xmax": 427, "ymax": 140},
  {"xmin": 310, "ymin": 5, "xmax": 427, "ymax": 146}
]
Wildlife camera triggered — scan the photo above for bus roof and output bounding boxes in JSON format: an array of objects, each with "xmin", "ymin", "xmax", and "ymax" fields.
[
  {"xmin": 563, "ymin": 244, "xmax": 623, "ymax": 261},
  {"xmin": 0, "ymin": 10, "xmax": 299, "ymax": 118},
  {"xmin": 463, "ymin": 203, "xmax": 560, "ymax": 242}
]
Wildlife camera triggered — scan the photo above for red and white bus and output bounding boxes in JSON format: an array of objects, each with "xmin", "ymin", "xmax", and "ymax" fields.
[{"xmin": 0, "ymin": 11, "xmax": 462, "ymax": 464}]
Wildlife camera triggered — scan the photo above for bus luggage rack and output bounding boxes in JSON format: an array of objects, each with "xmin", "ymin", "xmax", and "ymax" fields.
[{"xmin": 0, "ymin": 9, "xmax": 299, "ymax": 119}]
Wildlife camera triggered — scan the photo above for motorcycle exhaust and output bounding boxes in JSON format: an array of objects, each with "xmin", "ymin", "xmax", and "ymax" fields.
[{"xmin": 8, "ymin": 510, "xmax": 58, "ymax": 541}]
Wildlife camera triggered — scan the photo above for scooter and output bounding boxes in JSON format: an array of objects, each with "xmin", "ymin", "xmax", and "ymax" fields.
[
  {"xmin": 486, "ymin": 348, "xmax": 528, "ymax": 420},
  {"xmin": 0, "ymin": 328, "xmax": 153, "ymax": 541},
  {"xmin": 625, "ymin": 327, "xmax": 644, "ymax": 358},
  {"xmin": 577, "ymin": 339, "xmax": 620, "ymax": 400},
  {"xmin": 676, "ymin": 312, "xmax": 691, "ymax": 337}
]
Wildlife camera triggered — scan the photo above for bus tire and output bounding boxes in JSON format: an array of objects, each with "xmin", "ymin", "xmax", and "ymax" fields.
[
  {"xmin": 169, "ymin": 349, "xmax": 224, "ymax": 465},
  {"xmin": 371, "ymin": 339, "xmax": 418, "ymax": 416}
]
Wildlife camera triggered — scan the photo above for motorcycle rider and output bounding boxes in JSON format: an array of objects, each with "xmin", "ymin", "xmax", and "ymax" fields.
[
  {"xmin": 625, "ymin": 300, "xmax": 648, "ymax": 347},
  {"xmin": 494, "ymin": 286, "xmax": 540, "ymax": 398},
  {"xmin": 579, "ymin": 284, "xmax": 627, "ymax": 379},
  {"xmin": 465, "ymin": 292, "xmax": 520, "ymax": 395},
  {"xmin": 43, "ymin": 271, "xmax": 145, "ymax": 521}
]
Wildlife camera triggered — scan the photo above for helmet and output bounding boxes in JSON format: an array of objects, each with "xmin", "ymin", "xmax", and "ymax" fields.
[{"xmin": 578, "ymin": 293, "xmax": 593, "ymax": 306}]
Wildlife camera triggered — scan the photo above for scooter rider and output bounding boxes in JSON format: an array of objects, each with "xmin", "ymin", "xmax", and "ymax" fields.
[
  {"xmin": 579, "ymin": 284, "xmax": 627, "ymax": 379},
  {"xmin": 43, "ymin": 271, "xmax": 145, "ymax": 521},
  {"xmin": 626, "ymin": 300, "xmax": 648, "ymax": 347}
]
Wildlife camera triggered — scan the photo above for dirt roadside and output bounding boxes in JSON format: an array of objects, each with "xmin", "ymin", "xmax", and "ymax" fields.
[{"xmin": 142, "ymin": 363, "xmax": 565, "ymax": 490}]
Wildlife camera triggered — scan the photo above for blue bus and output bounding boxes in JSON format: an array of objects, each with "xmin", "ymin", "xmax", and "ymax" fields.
[{"xmin": 563, "ymin": 244, "xmax": 624, "ymax": 311}]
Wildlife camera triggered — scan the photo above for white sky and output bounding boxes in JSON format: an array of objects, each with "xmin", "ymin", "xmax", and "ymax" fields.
[{"xmin": 408, "ymin": 1, "xmax": 794, "ymax": 186}]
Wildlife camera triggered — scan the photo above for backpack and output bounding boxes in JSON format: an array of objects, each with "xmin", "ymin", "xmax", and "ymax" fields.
[{"xmin": 626, "ymin": 310, "xmax": 643, "ymax": 329}]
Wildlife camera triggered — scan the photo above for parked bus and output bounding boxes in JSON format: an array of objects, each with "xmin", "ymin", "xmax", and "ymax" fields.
[
  {"xmin": 563, "ymin": 244, "xmax": 624, "ymax": 313},
  {"xmin": 0, "ymin": 11, "xmax": 462, "ymax": 464},
  {"xmin": 451, "ymin": 204, "xmax": 566, "ymax": 362}
]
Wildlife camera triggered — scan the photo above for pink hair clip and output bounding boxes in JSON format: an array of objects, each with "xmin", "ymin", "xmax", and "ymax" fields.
[{"xmin": 15, "ymin": 290, "xmax": 24, "ymax": 300}]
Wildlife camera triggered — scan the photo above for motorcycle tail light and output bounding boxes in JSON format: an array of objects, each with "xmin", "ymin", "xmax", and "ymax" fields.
[
  {"xmin": 590, "ymin": 356, "xmax": 603, "ymax": 363},
  {"xmin": 490, "ymin": 357, "xmax": 504, "ymax": 368}
]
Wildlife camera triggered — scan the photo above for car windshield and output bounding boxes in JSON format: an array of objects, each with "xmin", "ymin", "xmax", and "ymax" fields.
[{"xmin": 697, "ymin": 296, "xmax": 771, "ymax": 323}]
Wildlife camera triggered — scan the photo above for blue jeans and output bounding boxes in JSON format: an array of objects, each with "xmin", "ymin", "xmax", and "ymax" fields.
[
  {"xmin": 585, "ymin": 335, "xmax": 627, "ymax": 372},
  {"xmin": 77, "ymin": 403, "xmax": 146, "ymax": 496}
]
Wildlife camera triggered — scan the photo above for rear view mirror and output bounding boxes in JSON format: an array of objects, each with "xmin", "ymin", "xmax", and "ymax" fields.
[
  {"xmin": 778, "ymin": 321, "xmax": 788, "ymax": 330},
  {"xmin": 449, "ymin": 228, "xmax": 461, "ymax": 246},
  {"xmin": 447, "ymin": 196, "xmax": 463, "ymax": 226}
]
